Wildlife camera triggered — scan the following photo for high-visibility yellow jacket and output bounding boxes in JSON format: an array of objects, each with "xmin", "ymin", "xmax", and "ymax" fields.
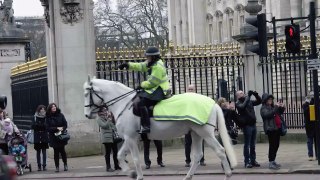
[{"xmin": 128, "ymin": 59, "xmax": 169, "ymax": 95}]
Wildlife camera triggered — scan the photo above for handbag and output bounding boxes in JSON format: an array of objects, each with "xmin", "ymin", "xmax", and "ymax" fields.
[
  {"xmin": 26, "ymin": 130, "xmax": 34, "ymax": 144},
  {"xmin": 112, "ymin": 129, "xmax": 122, "ymax": 143},
  {"xmin": 280, "ymin": 117, "xmax": 287, "ymax": 136},
  {"xmin": 56, "ymin": 130, "xmax": 70, "ymax": 142}
]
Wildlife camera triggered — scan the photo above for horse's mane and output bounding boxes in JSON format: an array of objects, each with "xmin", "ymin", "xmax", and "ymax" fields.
[{"xmin": 91, "ymin": 79, "xmax": 133, "ymax": 92}]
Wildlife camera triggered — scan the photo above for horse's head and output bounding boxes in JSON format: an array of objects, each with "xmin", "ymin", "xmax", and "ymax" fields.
[{"xmin": 83, "ymin": 75, "xmax": 103, "ymax": 119}]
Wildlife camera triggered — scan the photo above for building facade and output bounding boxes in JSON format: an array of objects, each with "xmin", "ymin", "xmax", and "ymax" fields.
[{"xmin": 168, "ymin": 0, "xmax": 320, "ymax": 46}]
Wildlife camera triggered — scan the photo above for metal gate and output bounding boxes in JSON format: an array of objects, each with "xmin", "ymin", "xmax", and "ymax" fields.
[{"xmin": 260, "ymin": 49, "xmax": 313, "ymax": 129}]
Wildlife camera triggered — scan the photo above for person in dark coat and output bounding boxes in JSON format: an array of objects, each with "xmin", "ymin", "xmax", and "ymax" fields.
[
  {"xmin": 46, "ymin": 103, "xmax": 68, "ymax": 172},
  {"xmin": 236, "ymin": 90, "xmax": 262, "ymax": 168},
  {"xmin": 302, "ymin": 93, "xmax": 317, "ymax": 161},
  {"xmin": 96, "ymin": 107, "xmax": 121, "ymax": 172},
  {"xmin": 31, "ymin": 105, "xmax": 49, "ymax": 171},
  {"xmin": 217, "ymin": 98, "xmax": 238, "ymax": 145},
  {"xmin": 260, "ymin": 94, "xmax": 285, "ymax": 170}
]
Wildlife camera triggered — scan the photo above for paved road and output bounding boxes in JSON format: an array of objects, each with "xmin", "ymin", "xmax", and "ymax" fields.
[{"xmin": 36, "ymin": 174, "xmax": 320, "ymax": 180}]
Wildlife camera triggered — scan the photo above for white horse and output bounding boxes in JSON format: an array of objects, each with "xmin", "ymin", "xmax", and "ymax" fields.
[{"xmin": 83, "ymin": 77, "xmax": 237, "ymax": 180}]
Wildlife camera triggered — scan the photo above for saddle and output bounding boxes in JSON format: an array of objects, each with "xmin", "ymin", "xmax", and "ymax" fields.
[{"xmin": 132, "ymin": 90, "xmax": 172, "ymax": 117}]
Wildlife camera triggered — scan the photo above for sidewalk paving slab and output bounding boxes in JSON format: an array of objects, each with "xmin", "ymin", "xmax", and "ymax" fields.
[{"xmin": 19, "ymin": 143, "xmax": 320, "ymax": 179}]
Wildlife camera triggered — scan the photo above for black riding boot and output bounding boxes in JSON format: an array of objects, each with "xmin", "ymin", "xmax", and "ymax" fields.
[{"xmin": 139, "ymin": 106, "xmax": 150, "ymax": 134}]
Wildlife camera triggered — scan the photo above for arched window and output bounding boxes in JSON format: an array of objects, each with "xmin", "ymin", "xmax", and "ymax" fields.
[
  {"xmin": 225, "ymin": 7, "xmax": 234, "ymax": 41},
  {"xmin": 206, "ymin": 13, "xmax": 214, "ymax": 43},
  {"xmin": 214, "ymin": 10, "xmax": 223, "ymax": 43}
]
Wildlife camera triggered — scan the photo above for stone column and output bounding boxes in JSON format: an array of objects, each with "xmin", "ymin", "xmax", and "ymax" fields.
[
  {"xmin": 175, "ymin": 0, "xmax": 182, "ymax": 45},
  {"xmin": 0, "ymin": 39, "xmax": 29, "ymax": 116},
  {"xmin": 45, "ymin": 0, "xmax": 99, "ymax": 156},
  {"xmin": 187, "ymin": 0, "xmax": 194, "ymax": 44},
  {"xmin": 181, "ymin": 0, "xmax": 189, "ymax": 45},
  {"xmin": 290, "ymin": 0, "xmax": 302, "ymax": 17},
  {"xmin": 167, "ymin": 0, "xmax": 176, "ymax": 46},
  {"xmin": 242, "ymin": 43, "xmax": 264, "ymax": 130}
]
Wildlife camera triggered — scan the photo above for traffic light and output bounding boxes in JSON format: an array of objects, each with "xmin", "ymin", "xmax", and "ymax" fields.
[
  {"xmin": 285, "ymin": 24, "xmax": 300, "ymax": 53},
  {"xmin": 245, "ymin": 13, "xmax": 268, "ymax": 57}
]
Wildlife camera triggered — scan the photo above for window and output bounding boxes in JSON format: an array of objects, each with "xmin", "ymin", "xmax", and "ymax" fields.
[
  {"xmin": 240, "ymin": 15, "xmax": 244, "ymax": 25},
  {"xmin": 229, "ymin": 19, "xmax": 233, "ymax": 37},
  {"xmin": 218, "ymin": 21, "xmax": 223, "ymax": 43},
  {"xmin": 209, "ymin": 24, "xmax": 213, "ymax": 43}
]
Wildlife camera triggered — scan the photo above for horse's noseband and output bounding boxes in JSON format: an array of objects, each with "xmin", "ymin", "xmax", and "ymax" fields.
[{"xmin": 84, "ymin": 87, "xmax": 105, "ymax": 112}]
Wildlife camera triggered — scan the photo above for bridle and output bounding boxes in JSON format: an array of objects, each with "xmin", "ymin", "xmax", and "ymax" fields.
[{"xmin": 84, "ymin": 86, "xmax": 137, "ymax": 115}]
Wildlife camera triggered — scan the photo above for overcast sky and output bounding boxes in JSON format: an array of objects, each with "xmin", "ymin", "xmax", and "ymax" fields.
[
  {"xmin": 12, "ymin": 0, "xmax": 100, "ymax": 17},
  {"xmin": 12, "ymin": 0, "xmax": 43, "ymax": 17}
]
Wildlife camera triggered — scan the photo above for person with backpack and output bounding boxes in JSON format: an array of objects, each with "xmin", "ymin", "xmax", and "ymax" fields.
[{"xmin": 235, "ymin": 90, "xmax": 262, "ymax": 168}]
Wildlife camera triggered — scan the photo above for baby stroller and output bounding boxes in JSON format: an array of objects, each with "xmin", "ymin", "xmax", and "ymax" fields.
[{"xmin": 8, "ymin": 134, "xmax": 32, "ymax": 175}]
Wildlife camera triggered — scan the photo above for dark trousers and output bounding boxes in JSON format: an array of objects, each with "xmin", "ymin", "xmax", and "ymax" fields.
[
  {"xmin": 36, "ymin": 148, "xmax": 47, "ymax": 166},
  {"xmin": 307, "ymin": 136, "xmax": 318, "ymax": 158},
  {"xmin": 267, "ymin": 130, "xmax": 281, "ymax": 162},
  {"xmin": 143, "ymin": 139, "xmax": 163, "ymax": 165},
  {"xmin": 138, "ymin": 97, "xmax": 158, "ymax": 128},
  {"xmin": 185, "ymin": 132, "xmax": 205, "ymax": 163},
  {"xmin": 243, "ymin": 125, "xmax": 257, "ymax": 164},
  {"xmin": 53, "ymin": 146, "xmax": 67, "ymax": 168},
  {"xmin": 104, "ymin": 143, "xmax": 119, "ymax": 169},
  {"xmin": 0, "ymin": 143, "xmax": 9, "ymax": 155}
]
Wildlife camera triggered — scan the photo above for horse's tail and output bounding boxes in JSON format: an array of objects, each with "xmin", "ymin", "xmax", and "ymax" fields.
[{"xmin": 215, "ymin": 103, "xmax": 237, "ymax": 168}]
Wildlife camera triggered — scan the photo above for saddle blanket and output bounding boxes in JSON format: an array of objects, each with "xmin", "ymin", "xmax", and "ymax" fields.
[{"xmin": 153, "ymin": 92, "xmax": 215, "ymax": 125}]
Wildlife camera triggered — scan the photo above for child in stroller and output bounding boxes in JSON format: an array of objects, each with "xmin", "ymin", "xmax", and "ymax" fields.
[{"xmin": 8, "ymin": 134, "xmax": 32, "ymax": 175}]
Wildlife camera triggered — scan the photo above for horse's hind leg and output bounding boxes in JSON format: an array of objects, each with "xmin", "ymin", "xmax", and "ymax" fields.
[
  {"xmin": 183, "ymin": 132, "xmax": 203, "ymax": 180},
  {"xmin": 118, "ymin": 140, "xmax": 130, "ymax": 172},
  {"xmin": 204, "ymin": 134, "xmax": 232, "ymax": 178}
]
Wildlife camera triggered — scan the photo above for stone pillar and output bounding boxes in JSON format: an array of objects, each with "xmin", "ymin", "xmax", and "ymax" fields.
[
  {"xmin": 242, "ymin": 42, "xmax": 264, "ymax": 129},
  {"xmin": 189, "ymin": 0, "xmax": 206, "ymax": 44},
  {"xmin": 290, "ymin": 0, "xmax": 302, "ymax": 17},
  {"xmin": 175, "ymin": 0, "xmax": 182, "ymax": 45},
  {"xmin": 181, "ymin": 0, "xmax": 189, "ymax": 45},
  {"xmin": 0, "ymin": 39, "xmax": 29, "ymax": 116},
  {"xmin": 167, "ymin": 0, "xmax": 176, "ymax": 46},
  {"xmin": 45, "ymin": 0, "xmax": 100, "ymax": 156},
  {"xmin": 187, "ymin": 0, "xmax": 194, "ymax": 44}
]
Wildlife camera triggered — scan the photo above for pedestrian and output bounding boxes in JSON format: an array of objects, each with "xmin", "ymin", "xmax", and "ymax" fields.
[
  {"xmin": 302, "ymin": 92, "xmax": 317, "ymax": 161},
  {"xmin": 0, "ymin": 110, "xmax": 20, "ymax": 155},
  {"xmin": 96, "ymin": 107, "xmax": 121, "ymax": 172},
  {"xmin": 143, "ymin": 139, "xmax": 165, "ymax": 169},
  {"xmin": 260, "ymin": 94, "xmax": 285, "ymax": 170},
  {"xmin": 31, "ymin": 105, "xmax": 49, "ymax": 171},
  {"xmin": 118, "ymin": 46, "xmax": 170, "ymax": 134},
  {"xmin": 184, "ymin": 84, "xmax": 206, "ymax": 167},
  {"xmin": 235, "ymin": 90, "xmax": 262, "ymax": 168},
  {"xmin": 217, "ymin": 98, "xmax": 238, "ymax": 145},
  {"xmin": 46, "ymin": 103, "xmax": 68, "ymax": 172}
]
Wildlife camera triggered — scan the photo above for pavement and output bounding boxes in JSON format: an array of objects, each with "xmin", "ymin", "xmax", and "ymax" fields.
[{"xmin": 19, "ymin": 143, "xmax": 320, "ymax": 179}]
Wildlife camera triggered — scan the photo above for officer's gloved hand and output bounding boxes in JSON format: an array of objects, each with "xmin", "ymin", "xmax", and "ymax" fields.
[{"xmin": 118, "ymin": 63, "xmax": 129, "ymax": 70}]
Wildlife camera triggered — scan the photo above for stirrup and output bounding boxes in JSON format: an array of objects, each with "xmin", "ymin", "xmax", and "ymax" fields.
[{"xmin": 138, "ymin": 127, "xmax": 150, "ymax": 134}]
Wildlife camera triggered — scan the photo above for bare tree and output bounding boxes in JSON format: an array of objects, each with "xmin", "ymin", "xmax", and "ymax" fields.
[{"xmin": 94, "ymin": 0, "xmax": 168, "ymax": 49}]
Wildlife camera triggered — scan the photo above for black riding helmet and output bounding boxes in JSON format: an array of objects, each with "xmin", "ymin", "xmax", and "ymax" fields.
[{"xmin": 145, "ymin": 46, "xmax": 160, "ymax": 56}]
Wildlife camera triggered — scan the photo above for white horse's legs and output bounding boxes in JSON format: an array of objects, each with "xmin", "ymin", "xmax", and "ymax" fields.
[
  {"xmin": 183, "ymin": 132, "xmax": 203, "ymax": 180},
  {"xmin": 127, "ymin": 138, "xmax": 144, "ymax": 180},
  {"xmin": 204, "ymin": 135, "xmax": 232, "ymax": 177},
  {"xmin": 118, "ymin": 140, "xmax": 130, "ymax": 172}
]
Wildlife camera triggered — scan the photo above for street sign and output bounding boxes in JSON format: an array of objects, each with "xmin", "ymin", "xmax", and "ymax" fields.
[{"xmin": 307, "ymin": 59, "xmax": 320, "ymax": 70}]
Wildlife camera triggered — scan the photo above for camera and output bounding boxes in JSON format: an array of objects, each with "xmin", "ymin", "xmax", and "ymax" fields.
[{"xmin": 0, "ymin": 95, "xmax": 7, "ymax": 110}]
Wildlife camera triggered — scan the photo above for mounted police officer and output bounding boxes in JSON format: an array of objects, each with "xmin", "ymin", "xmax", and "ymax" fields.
[{"xmin": 118, "ymin": 46, "xmax": 170, "ymax": 134}]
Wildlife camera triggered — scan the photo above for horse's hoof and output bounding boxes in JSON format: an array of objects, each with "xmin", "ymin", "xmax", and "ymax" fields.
[
  {"xmin": 224, "ymin": 175, "xmax": 232, "ymax": 180},
  {"xmin": 226, "ymin": 172, "xmax": 232, "ymax": 177},
  {"xmin": 128, "ymin": 170, "xmax": 137, "ymax": 179}
]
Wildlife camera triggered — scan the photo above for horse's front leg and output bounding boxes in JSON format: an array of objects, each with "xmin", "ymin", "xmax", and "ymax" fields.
[
  {"xmin": 127, "ymin": 138, "xmax": 144, "ymax": 180},
  {"xmin": 118, "ymin": 140, "xmax": 130, "ymax": 172},
  {"xmin": 184, "ymin": 132, "xmax": 203, "ymax": 180}
]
